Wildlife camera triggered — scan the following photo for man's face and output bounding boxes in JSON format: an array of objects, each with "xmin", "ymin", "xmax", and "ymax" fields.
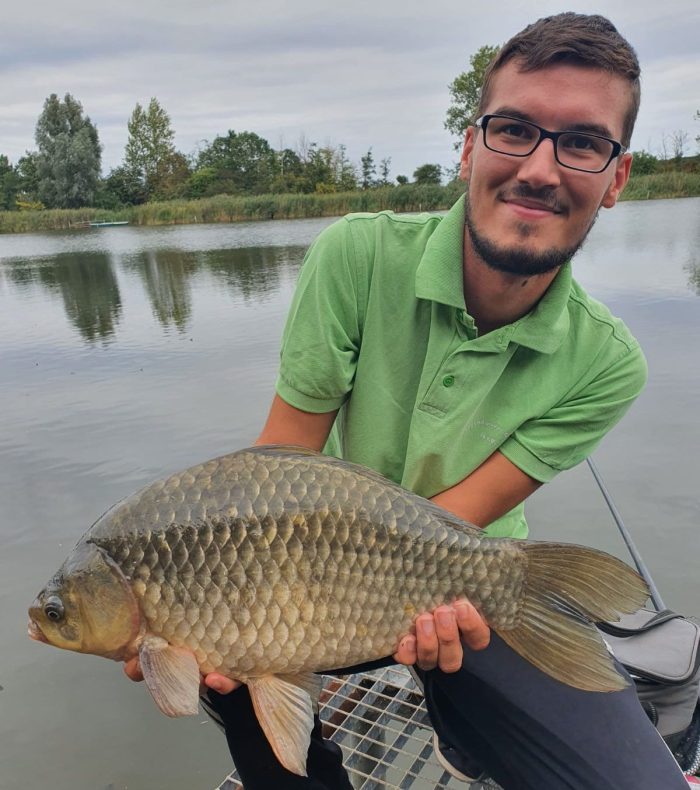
[{"xmin": 460, "ymin": 60, "xmax": 633, "ymax": 276}]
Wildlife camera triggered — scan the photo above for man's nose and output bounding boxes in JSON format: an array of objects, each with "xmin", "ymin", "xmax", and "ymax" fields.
[{"xmin": 515, "ymin": 138, "xmax": 562, "ymax": 189}]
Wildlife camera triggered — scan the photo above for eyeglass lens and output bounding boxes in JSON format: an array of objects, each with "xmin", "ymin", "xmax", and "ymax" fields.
[{"xmin": 485, "ymin": 117, "xmax": 614, "ymax": 172}]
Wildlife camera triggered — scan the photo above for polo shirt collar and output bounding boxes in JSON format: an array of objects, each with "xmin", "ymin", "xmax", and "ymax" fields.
[
  {"xmin": 415, "ymin": 195, "xmax": 467, "ymax": 310},
  {"xmin": 414, "ymin": 195, "xmax": 571, "ymax": 354}
]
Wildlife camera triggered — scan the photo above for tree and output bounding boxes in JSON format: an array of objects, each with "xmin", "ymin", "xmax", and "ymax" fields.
[
  {"xmin": 360, "ymin": 148, "xmax": 376, "ymax": 189},
  {"xmin": 16, "ymin": 152, "xmax": 40, "ymax": 200},
  {"xmin": 335, "ymin": 145, "xmax": 357, "ymax": 192},
  {"xmin": 34, "ymin": 93, "xmax": 102, "ymax": 208},
  {"xmin": 445, "ymin": 44, "xmax": 500, "ymax": 148},
  {"xmin": 270, "ymin": 148, "xmax": 304, "ymax": 193},
  {"xmin": 124, "ymin": 98, "xmax": 177, "ymax": 200},
  {"xmin": 100, "ymin": 165, "xmax": 147, "ymax": 206},
  {"xmin": 396, "ymin": 174, "xmax": 409, "ymax": 186},
  {"xmin": 413, "ymin": 163, "xmax": 442, "ymax": 185},
  {"xmin": 0, "ymin": 155, "xmax": 19, "ymax": 210},
  {"xmin": 378, "ymin": 157, "xmax": 392, "ymax": 187},
  {"xmin": 670, "ymin": 129, "xmax": 689, "ymax": 162},
  {"xmin": 196, "ymin": 130, "xmax": 275, "ymax": 195},
  {"xmin": 630, "ymin": 151, "xmax": 658, "ymax": 176}
]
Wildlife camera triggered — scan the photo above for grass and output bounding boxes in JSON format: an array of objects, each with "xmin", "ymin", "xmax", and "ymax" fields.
[
  {"xmin": 620, "ymin": 171, "xmax": 700, "ymax": 201},
  {"xmin": 1, "ymin": 172, "xmax": 698, "ymax": 234}
]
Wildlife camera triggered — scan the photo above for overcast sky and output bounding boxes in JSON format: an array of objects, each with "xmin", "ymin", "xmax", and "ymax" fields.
[{"xmin": 2, "ymin": 0, "xmax": 699, "ymax": 180}]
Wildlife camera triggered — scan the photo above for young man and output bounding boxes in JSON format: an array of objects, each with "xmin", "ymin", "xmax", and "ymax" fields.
[{"xmin": 128, "ymin": 12, "xmax": 691, "ymax": 789}]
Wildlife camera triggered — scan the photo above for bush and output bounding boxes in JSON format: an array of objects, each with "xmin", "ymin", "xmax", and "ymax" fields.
[{"xmin": 630, "ymin": 151, "xmax": 658, "ymax": 176}]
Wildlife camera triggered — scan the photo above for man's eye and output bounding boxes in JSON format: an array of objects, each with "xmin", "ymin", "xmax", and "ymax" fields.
[
  {"xmin": 563, "ymin": 135, "xmax": 603, "ymax": 153},
  {"xmin": 501, "ymin": 124, "xmax": 532, "ymax": 139}
]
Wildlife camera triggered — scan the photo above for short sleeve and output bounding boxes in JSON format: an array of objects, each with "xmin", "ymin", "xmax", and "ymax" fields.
[
  {"xmin": 276, "ymin": 218, "xmax": 365, "ymax": 413},
  {"xmin": 499, "ymin": 343, "xmax": 648, "ymax": 481}
]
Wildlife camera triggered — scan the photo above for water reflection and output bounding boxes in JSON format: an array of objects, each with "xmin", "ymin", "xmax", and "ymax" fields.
[
  {"xmin": 2, "ymin": 244, "xmax": 305, "ymax": 342},
  {"xmin": 685, "ymin": 261, "xmax": 700, "ymax": 296},
  {"xmin": 204, "ymin": 246, "xmax": 306, "ymax": 302},
  {"xmin": 125, "ymin": 250, "xmax": 197, "ymax": 332},
  {"xmin": 6, "ymin": 253, "xmax": 122, "ymax": 342}
]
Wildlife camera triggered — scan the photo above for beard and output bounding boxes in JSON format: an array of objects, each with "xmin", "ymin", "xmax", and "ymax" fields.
[{"xmin": 464, "ymin": 190, "xmax": 598, "ymax": 277}]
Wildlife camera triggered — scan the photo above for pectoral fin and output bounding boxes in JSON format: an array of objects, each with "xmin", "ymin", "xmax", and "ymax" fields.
[
  {"xmin": 247, "ymin": 673, "xmax": 320, "ymax": 776},
  {"xmin": 138, "ymin": 635, "xmax": 200, "ymax": 717}
]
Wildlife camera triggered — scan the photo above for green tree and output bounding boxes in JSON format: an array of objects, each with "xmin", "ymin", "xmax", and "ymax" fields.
[
  {"xmin": 378, "ymin": 157, "xmax": 392, "ymax": 187},
  {"xmin": 34, "ymin": 93, "xmax": 102, "ymax": 208},
  {"xmin": 445, "ymin": 44, "xmax": 500, "ymax": 148},
  {"xmin": 124, "ymin": 98, "xmax": 177, "ymax": 200},
  {"xmin": 196, "ymin": 130, "xmax": 275, "ymax": 195},
  {"xmin": 335, "ymin": 145, "xmax": 357, "ymax": 192},
  {"xmin": 16, "ymin": 152, "xmax": 40, "ymax": 200},
  {"xmin": 0, "ymin": 155, "xmax": 20, "ymax": 210},
  {"xmin": 360, "ymin": 148, "xmax": 376, "ymax": 189},
  {"xmin": 413, "ymin": 163, "xmax": 442, "ymax": 185},
  {"xmin": 630, "ymin": 151, "xmax": 658, "ymax": 176},
  {"xmin": 99, "ymin": 166, "xmax": 146, "ymax": 206},
  {"xmin": 396, "ymin": 174, "xmax": 409, "ymax": 186},
  {"xmin": 270, "ymin": 148, "xmax": 304, "ymax": 193}
]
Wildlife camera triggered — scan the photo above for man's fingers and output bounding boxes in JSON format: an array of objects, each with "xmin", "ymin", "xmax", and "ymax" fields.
[
  {"xmin": 203, "ymin": 673, "xmax": 241, "ymax": 695},
  {"xmin": 433, "ymin": 606, "xmax": 463, "ymax": 673},
  {"xmin": 393, "ymin": 634, "xmax": 417, "ymax": 665},
  {"xmin": 415, "ymin": 613, "xmax": 441, "ymax": 670},
  {"xmin": 123, "ymin": 657, "xmax": 144, "ymax": 682},
  {"xmin": 455, "ymin": 600, "xmax": 490, "ymax": 651}
]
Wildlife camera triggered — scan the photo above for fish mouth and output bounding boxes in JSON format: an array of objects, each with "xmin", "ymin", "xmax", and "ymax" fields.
[{"xmin": 27, "ymin": 619, "xmax": 48, "ymax": 643}]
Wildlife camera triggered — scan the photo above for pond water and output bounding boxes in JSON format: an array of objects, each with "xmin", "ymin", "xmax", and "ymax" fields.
[{"xmin": 1, "ymin": 198, "xmax": 699, "ymax": 789}]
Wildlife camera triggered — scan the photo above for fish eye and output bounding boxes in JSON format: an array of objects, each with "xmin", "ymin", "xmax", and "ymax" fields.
[{"xmin": 44, "ymin": 597, "xmax": 65, "ymax": 622}]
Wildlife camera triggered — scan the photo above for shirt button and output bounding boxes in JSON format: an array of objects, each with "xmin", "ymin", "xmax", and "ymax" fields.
[{"xmin": 442, "ymin": 375, "xmax": 455, "ymax": 388}]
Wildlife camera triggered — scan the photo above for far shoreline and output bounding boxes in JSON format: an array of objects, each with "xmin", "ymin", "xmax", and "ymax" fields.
[{"xmin": 1, "ymin": 173, "xmax": 698, "ymax": 235}]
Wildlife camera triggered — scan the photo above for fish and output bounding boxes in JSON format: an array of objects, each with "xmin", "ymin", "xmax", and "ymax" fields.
[{"xmin": 28, "ymin": 445, "xmax": 648, "ymax": 775}]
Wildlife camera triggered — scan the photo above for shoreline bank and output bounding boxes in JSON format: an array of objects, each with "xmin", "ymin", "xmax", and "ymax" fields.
[{"xmin": 1, "ymin": 173, "xmax": 698, "ymax": 235}]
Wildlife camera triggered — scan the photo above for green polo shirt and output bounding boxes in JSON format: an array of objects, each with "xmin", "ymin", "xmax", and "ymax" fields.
[{"xmin": 276, "ymin": 196, "xmax": 647, "ymax": 538}]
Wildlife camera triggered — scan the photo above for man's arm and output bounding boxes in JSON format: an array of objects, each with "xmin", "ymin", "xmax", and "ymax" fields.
[
  {"xmin": 430, "ymin": 450, "xmax": 542, "ymax": 528},
  {"xmin": 255, "ymin": 395, "xmax": 338, "ymax": 450}
]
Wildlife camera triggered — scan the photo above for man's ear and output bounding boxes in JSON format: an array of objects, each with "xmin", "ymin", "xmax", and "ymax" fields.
[
  {"xmin": 459, "ymin": 126, "xmax": 476, "ymax": 181},
  {"xmin": 601, "ymin": 152, "xmax": 632, "ymax": 208}
]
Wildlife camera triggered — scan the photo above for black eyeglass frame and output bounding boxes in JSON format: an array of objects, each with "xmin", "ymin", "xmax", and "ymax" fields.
[{"xmin": 474, "ymin": 114, "xmax": 626, "ymax": 173}]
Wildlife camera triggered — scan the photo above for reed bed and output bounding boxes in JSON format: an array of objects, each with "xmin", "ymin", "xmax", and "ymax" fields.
[{"xmin": 1, "ymin": 174, "xmax": 697, "ymax": 234}]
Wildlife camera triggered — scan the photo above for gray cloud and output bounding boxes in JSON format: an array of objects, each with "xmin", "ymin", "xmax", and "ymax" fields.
[{"xmin": 2, "ymin": 0, "xmax": 698, "ymax": 179}]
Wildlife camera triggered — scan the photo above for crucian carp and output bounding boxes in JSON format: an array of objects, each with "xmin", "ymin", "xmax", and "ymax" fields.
[{"xmin": 28, "ymin": 445, "xmax": 648, "ymax": 776}]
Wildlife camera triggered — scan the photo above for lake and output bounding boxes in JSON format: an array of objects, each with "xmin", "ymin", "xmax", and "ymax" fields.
[{"xmin": 1, "ymin": 198, "xmax": 699, "ymax": 789}]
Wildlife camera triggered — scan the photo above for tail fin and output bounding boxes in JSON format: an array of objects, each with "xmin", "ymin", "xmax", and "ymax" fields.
[{"xmin": 495, "ymin": 543, "xmax": 649, "ymax": 692}]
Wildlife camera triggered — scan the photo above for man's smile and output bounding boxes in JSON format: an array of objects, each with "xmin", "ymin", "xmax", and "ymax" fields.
[{"xmin": 497, "ymin": 190, "xmax": 567, "ymax": 221}]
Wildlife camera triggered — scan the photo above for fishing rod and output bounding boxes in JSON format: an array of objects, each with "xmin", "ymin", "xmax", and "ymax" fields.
[{"xmin": 586, "ymin": 457, "xmax": 666, "ymax": 612}]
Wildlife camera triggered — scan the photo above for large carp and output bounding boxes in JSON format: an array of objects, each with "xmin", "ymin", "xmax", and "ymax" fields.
[{"xmin": 29, "ymin": 446, "xmax": 647, "ymax": 775}]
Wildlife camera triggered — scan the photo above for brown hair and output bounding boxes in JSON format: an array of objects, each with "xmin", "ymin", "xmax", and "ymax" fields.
[{"xmin": 478, "ymin": 13, "xmax": 640, "ymax": 147}]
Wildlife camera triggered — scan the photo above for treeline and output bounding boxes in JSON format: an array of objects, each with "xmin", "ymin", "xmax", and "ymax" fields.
[
  {"xmin": 0, "ymin": 94, "xmax": 446, "ymax": 213},
  {"xmin": 0, "ymin": 183, "xmax": 466, "ymax": 234}
]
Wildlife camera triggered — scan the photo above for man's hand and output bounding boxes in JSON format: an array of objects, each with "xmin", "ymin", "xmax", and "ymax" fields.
[
  {"xmin": 123, "ymin": 657, "xmax": 241, "ymax": 694},
  {"xmin": 393, "ymin": 600, "xmax": 490, "ymax": 672}
]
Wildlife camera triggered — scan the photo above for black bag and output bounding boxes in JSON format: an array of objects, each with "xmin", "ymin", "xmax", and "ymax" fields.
[{"xmin": 599, "ymin": 608, "xmax": 700, "ymax": 772}]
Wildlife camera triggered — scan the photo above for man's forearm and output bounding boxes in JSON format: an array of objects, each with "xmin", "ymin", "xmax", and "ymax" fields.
[
  {"xmin": 255, "ymin": 394, "xmax": 338, "ymax": 451},
  {"xmin": 430, "ymin": 450, "xmax": 542, "ymax": 528}
]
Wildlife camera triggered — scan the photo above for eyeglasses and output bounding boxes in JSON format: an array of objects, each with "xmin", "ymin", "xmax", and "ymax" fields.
[{"xmin": 475, "ymin": 114, "xmax": 626, "ymax": 173}]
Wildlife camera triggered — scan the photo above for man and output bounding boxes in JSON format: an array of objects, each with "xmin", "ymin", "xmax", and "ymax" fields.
[{"xmin": 128, "ymin": 12, "xmax": 691, "ymax": 789}]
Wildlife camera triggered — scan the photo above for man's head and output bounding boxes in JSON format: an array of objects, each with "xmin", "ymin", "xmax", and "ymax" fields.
[
  {"xmin": 479, "ymin": 13, "xmax": 640, "ymax": 148},
  {"xmin": 461, "ymin": 13, "xmax": 640, "ymax": 277}
]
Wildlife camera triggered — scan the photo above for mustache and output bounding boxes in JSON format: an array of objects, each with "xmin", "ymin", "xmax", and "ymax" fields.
[{"xmin": 497, "ymin": 185, "xmax": 567, "ymax": 214}]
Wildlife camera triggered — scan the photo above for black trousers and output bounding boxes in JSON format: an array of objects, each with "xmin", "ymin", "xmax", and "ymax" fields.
[{"xmin": 206, "ymin": 635, "xmax": 689, "ymax": 790}]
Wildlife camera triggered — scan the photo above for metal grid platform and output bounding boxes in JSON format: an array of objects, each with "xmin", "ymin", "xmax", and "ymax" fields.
[{"xmin": 217, "ymin": 665, "xmax": 501, "ymax": 789}]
